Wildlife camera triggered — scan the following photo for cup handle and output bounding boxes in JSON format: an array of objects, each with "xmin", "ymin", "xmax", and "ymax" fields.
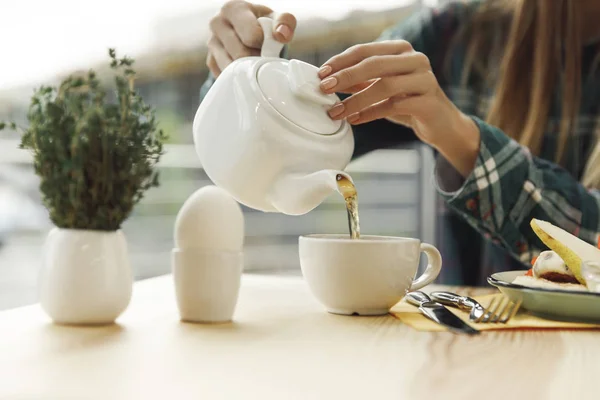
[{"xmin": 409, "ymin": 243, "xmax": 442, "ymax": 291}]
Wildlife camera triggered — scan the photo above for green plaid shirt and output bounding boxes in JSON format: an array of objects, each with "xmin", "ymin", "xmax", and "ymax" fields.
[
  {"xmin": 200, "ymin": 1, "xmax": 600, "ymax": 285},
  {"xmin": 385, "ymin": 1, "xmax": 600, "ymax": 285}
]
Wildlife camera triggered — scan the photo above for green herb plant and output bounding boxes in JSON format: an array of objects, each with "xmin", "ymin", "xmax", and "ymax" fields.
[{"xmin": 0, "ymin": 49, "xmax": 167, "ymax": 230}]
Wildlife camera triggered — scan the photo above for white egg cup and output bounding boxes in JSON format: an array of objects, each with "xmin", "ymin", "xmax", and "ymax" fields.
[
  {"xmin": 172, "ymin": 248, "xmax": 243, "ymax": 323},
  {"xmin": 172, "ymin": 185, "xmax": 245, "ymax": 323}
]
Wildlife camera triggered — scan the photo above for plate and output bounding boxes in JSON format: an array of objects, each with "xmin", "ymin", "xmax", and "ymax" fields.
[{"xmin": 488, "ymin": 271, "xmax": 600, "ymax": 323}]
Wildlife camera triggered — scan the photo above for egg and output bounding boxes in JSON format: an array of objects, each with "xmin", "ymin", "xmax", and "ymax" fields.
[
  {"xmin": 533, "ymin": 250, "xmax": 571, "ymax": 277},
  {"xmin": 174, "ymin": 185, "xmax": 244, "ymax": 251}
]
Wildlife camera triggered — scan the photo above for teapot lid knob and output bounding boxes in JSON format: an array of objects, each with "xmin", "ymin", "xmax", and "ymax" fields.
[
  {"xmin": 287, "ymin": 59, "xmax": 338, "ymax": 106},
  {"xmin": 258, "ymin": 17, "xmax": 285, "ymax": 58}
]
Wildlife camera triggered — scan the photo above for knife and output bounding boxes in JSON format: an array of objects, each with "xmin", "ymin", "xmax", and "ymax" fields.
[{"xmin": 405, "ymin": 291, "xmax": 480, "ymax": 335}]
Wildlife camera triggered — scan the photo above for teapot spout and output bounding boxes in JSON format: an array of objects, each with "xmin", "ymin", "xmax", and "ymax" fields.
[{"xmin": 268, "ymin": 170, "xmax": 352, "ymax": 216}]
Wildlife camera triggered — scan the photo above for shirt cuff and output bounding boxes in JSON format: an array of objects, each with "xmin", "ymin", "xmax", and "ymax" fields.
[
  {"xmin": 433, "ymin": 116, "xmax": 516, "ymax": 202},
  {"xmin": 199, "ymin": 72, "xmax": 215, "ymax": 103},
  {"xmin": 434, "ymin": 155, "xmax": 465, "ymax": 195}
]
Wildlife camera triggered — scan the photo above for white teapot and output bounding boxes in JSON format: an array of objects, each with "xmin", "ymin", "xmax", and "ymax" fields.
[{"xmin": 193, "ymin": 17, "xmax": 354, "ymax": 216}]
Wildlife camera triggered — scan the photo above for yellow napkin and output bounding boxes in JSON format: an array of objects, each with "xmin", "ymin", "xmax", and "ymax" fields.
[{"xmin": 391, "ymin": 293, "xmax": 600, "ymax": 331}]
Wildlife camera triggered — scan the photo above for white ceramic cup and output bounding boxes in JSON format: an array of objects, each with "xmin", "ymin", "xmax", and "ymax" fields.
[{"xmin": 299, "ymin": 234, "xmax": 442, "ymax": 316}]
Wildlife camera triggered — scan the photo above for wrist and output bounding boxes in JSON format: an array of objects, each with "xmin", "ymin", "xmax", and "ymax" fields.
[{"xmin": 433, "ymin": 111, "xmax": 480, "ymax": 177}]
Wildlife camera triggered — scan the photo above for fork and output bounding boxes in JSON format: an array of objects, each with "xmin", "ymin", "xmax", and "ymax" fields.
[{"xmin": 474, "ymin": 294, "xmax": 522, "ymax": 323}]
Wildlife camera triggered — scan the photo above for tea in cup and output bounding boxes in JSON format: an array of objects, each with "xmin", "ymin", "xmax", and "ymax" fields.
[{"xmin": 299, "ymin": 234, "xmax": 442, "ymax": 316}]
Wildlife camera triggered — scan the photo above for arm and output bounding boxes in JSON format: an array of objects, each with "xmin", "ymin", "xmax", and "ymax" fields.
[
  {"xmin": 198, "ymin": 60, "xmax": 417, "ymax": 159},
  {"xmin": 199, "ymin": 75, "xmax": 416, "ymax": 159},
  {"xmin": 435, "ymin": 117, "xmax": 600, "ymax": 264},
  {"xmin": 201, "ymin": 3, "xmax": 470, "ymax": 158},
  {"xmin": 339, "ymin": 2, "xmax": 475, "ymax": 159},
  {"xmin": 312, "ymin": 2, "xmax": 600, "ymax": 265},
  {"xmin": 200, "ymin": 77, "xmax": 417, "ymax": 159}
]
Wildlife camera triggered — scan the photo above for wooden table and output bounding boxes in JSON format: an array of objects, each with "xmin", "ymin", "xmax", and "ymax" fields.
[{"xmin": 0, "ymin": 274, "xmax": 598, "ymax": 400}]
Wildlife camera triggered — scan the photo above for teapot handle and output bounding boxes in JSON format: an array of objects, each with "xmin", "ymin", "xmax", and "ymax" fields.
[{"xmin": 258, "ymin": 17, "xmax": 285, "ymax": 58}]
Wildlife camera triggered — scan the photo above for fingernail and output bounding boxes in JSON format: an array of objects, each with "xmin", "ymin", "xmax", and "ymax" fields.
[
  {"xmin": 318, "ymin": 65, "xmax": 332, "ymax": 78},
  {"xmin": 275, "ymin": 24, "xmax": 292, "ymax": 41},
  {"xmin": 321, "ymin": 76, "xmax": 337, "ymax": 91},
  {"xmin": 347, "ymin": 113, "xmax": 360, "ymax": 123},
  {"xmin": 328, "ymin": 103, "xmax": 345, "ymax": 118}
]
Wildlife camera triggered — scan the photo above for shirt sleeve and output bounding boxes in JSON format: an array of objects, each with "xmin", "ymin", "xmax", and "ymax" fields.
[
  {"xmin": 199, "ymin": 72, "xmax": 215, "ymax": 103},
  {"xmin": 434, "ymin": 117, "xmax": 600, "ymax": 264}
]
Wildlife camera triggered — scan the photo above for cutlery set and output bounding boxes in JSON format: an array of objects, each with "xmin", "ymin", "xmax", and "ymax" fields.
[{"xmin": 406, "ymin": 291, "xmax": 522, "ymax": 335}]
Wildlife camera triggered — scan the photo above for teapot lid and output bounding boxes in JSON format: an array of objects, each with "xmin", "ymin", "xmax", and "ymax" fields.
[{"xmin": 256, "ymin": 59, "xmax": 343, "ymax": 136}]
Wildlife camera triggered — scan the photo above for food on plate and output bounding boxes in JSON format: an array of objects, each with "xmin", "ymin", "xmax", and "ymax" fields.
[
  {"xmin": 531, "ymin": 250, "xmax": 578, "ymax": 283},
  {"xmin": 511, "ymin": 219, "xmax": 600, "ymax": 291},
  {"xmin": 512, "ymin": 275, "xmax": 589, "ymax": 292},
  {"xmin": 513, "ymin": 251, "xmax": 589, "ymax": 292},
  {"xmin": 530, "ymin": 218, "xmax": 600, "ymax": 284}
]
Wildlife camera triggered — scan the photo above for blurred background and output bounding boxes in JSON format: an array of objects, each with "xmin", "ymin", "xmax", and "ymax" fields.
[{"xmin": 0, "ymin": 0, "xmax": 448, "ymax": 310}]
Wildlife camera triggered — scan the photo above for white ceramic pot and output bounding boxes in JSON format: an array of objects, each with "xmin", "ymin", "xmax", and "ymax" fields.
[
  {"xmin": 39, "ymin": 228, "xmax": 133, "ymax": 325},
  {"xmin": 172, "ymin": 249, "xmax": 243, "ymax": 323}
]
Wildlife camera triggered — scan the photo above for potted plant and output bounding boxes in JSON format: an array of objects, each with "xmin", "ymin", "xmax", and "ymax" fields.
[{"xmin": 0, "ymin": 49, "xmax": 167, "ymax": 325}]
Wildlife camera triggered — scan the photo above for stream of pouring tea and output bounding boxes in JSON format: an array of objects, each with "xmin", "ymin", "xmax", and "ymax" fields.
[{"xmin": 336, "ymin": 174, "xmax": 360, "ymax": 239}]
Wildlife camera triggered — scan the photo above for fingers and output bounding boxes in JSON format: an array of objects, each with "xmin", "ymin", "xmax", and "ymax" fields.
[
  {"xmin": 347, "ymin": 99, "xmax": 395, "ymax": 125},
  {"xmin": 221, "ymin": 1, "xmax": 265, "ymax": 48},
  {"xmin": 218, "ymin": 1, "xmax": 296, "ymax": 50},
  {"xmin": 320, "ymin": 52, "xmax": 431, "ymax": 94},
  {"xmin": 348, "ymin": 96, "xmax": 424, "ymax": 125},
  {"xmin": 249, "ymin": 3, "xmax": 274, "ymax": 16},
  {"xmin": 386, "ymin": 114, "xmax": 414, "ymax": 128},
  {"xmin": 319, "ymin": 40, "xmax": 413, "ymax": 79},
  {"xmin": 328, "ymin": 79, "xmax": 391, "ymax": 120},
  {"xmin": 272, "ymin": 12, "xmax": 297, "ymax": 43},
  {"xmin": 207, "ymin": 37, "xmax": 233, "ymax": 73},
  {"xmin": 330, "ymin": 72, "xmax": 437, "ymax": 120},
  {"xmin": 208, "ymin": 1, "xmax": 296, "ymax": 77},
  {"xmin": 210, "ymin": 16, "xmax": 259, "ymax": 59},
  {"xmin": 206, "ymin": 53, "xmax": 221, "ymax": 77},
  {"xmin": 336, "ymin": 79, "xmax": 378, "ymax": 94}
]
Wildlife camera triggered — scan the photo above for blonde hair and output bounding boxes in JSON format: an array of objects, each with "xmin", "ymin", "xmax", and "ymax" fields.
[{"xmin": 459, "ymin": 0, "xmax": 600, "ymax": 188}]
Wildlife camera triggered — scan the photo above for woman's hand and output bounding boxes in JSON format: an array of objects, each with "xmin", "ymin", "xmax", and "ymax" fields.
[
  {"xmin": 318, "ymin": 40, "xmax": 480, "ymax": 177},
  {"xmin": 207, "ymin": 1, "xmax": 297, "ymax": 77}
]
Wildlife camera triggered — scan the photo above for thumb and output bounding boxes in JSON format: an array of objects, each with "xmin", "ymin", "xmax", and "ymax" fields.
[{"xmin": 272, "ymin": 12, "xmax": 297, "ymax": 43}]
